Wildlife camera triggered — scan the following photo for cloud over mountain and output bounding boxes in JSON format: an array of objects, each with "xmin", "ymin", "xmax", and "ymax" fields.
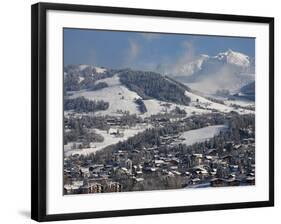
[{"xmin": 156, "ymin": 49, "xmax": 255, "ymax": 94}]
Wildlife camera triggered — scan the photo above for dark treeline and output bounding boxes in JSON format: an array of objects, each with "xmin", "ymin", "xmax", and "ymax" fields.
[
  {"xmin": 64, "ymin": 67, "xmax": 116, "ymax": 91},
  {"xmin": 65, "ymin": 114, "xmax": 143, "ymax": 130},
  {"xmin": 65, "ymin": 116, "xmax": 109, "ymax": 131},
  {"xmin": 119, "ymin": 70, "xmax": 191, "ymax": 106},
  {"xmin": 172, "ymin": 106, "xmax": 187, "ymax": 115},
  {"xmin": 89, "ymin": 82, "xmax": 108, "ymax": 91},
  {"xmin": 134, "ymin": 98, "xmax": 147, "ymax": 113},
  {"xmin": 64, "ymin": 97, "xmax": 109, "ymax": 113},
  {"xmin": 64, "ymin": 128, "xmax": 104, "ymax": 145},
  {"xmin": 79, "ymin": 79, "xmax": 109, "ymax": 91},
  {"xmin": 64, "ymin": 73, "xmax": 80, "ymax": 91}
]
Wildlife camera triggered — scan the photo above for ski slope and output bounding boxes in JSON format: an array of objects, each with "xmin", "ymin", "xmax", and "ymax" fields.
[{"xmin": 179, "ymin": 125, "xmax": 227, "ymax": 146}]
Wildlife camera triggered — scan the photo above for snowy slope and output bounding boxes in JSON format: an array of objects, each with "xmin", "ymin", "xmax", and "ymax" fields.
[
  {"xmin": 142, "ymin": 99, "xmax": 208, "ymax": 117},
  {"xmin": 184, "ymin": 91, "xmax": 253, "ymax": 114},
  {"xmin": 64, "ymin": 125, "xmax": 150, "ymax": 156},
  {"xmin": 66, "ymin": 66, "xmax": 254, "ymax": 117},
  {"xmin": 179, "ymin": 125, "xmax": 227, "ymax": 146},
  {"xmin": 69, "ymin": 73, "xmax": 253, "ymax": 116},
  {"xmin": 70, "ymin": 75, "xmax": 141, "ymax": 116}
]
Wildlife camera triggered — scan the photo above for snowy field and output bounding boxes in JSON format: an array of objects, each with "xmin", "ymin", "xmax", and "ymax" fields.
[
  {"xmin": 224, "ymin": 99, "xmax": 255, "ymax": 107},
  {"xmin": 184, "ymin": 91, "xmax": 254, "ymax": 114},
  {"xmin": 64, "ymin": 124, "xmax": 151, "ymax": 156},
  {"xmin": 179, "ymin": 125, "xmax": 227, "ymax": 146},
  {"xmin": 70, "ymin": 75, "xmax": 141, "ymax": 116},
  {"xmin": 141, "ymin": 99, "xmax": 207, "ymax": 118}
]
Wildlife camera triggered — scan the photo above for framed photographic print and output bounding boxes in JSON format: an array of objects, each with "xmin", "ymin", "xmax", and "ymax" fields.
[{"xmin": 31, "ymin": 2, "xmax": 274, "ymax": 222}]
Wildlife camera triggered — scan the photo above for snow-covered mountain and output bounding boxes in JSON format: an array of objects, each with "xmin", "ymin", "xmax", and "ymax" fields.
[
  {"xmin": 156, "ymin": 49, "xmax": 255, "ymax": 94},
  {"xmin": 64, "ymin": 65, "xmax": 254, "ymax": 118},
  {"xmin": 214, "ymin": 49, "xmax": 250, "ymax": 67}
]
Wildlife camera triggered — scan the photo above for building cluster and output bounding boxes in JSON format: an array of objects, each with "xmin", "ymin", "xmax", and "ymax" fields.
[{"xmin": 64, "ymin": 128, "xmax": 255, "ymax": 194}]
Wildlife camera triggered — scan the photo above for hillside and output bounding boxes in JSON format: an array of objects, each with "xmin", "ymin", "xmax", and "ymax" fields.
[
  {"xmin": 64, "ymin": 65, "xmax": 254, "ymax": 117},
  {"xmin": 118, "ymin": 69, "xmax": 191, "ymax": 106}
]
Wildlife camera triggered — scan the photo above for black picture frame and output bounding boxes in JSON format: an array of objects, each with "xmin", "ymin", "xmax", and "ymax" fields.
[{"xmin": 31, "ymin": 2, "xmax": 274, "ymax": 222}]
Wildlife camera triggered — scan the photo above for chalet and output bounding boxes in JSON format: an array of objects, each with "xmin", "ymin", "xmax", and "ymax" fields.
[
  {"xmin": 109, "ymin": 128, "xmax": 124, "ymax": 137},
  {"xmin": 210, "ymin": 168, "xmax": 217, "ymax": 176},
  {"xmin": 190, "ymin": 178, "xmax": 200, "ymax": 185},
  {"xmin": 221, "ymin": 155, "xmax": 232, "ymax": 163},
  {"xmin": 170, "ymin": 158, "xmax": 179, "ymax": 165},
  {"xmin": 192, "ymin": 166, "xmax": 209, "ymax": 178},
  {"xmin": 233, "ymin": 144, "xmax": 242, "ymax": 150},
  {"xmin": 206, "ymin": 148, "xmax": 217, "ymax": 156},
  {"xmin": 191, "ymin": 154, "xmax": 203, "ymax": 166},
  {"xmin": 135, "ymin": 178, "xmax": 144, "ymax": 183},
  {"xmin": 172, "ymin": 171, "xmax": 181, "ymax": 176},
  {"xmin": 170, "ymin": 166, "xmax": 178, "ymax": 170},
  {"xmin": 106, "ymin": 117, "xmax": 121, "ymax": 125},
  {"xmin": 89, "ymin": 183, "xmax": 104, "ymax": 193},
  {"xmin": 108, "ymin": 182, "xmax": 122, "ymax": 192},
  {"xmin": 79, "ymin": 167, "xmax": 90, "ymax": 177},
  {"xmin": 154, "ymin": 159, "xmax": 165, "ymax": 167},
  {"xmin": 205, "ymin": 155, "xmax": 214, "ymax": 161},
  {"xmin": 229, "ymin": 165, "xmax": 239, "ymax": 172}
]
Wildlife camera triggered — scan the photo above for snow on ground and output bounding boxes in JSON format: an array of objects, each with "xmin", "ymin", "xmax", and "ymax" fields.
[
  {"xmin": 142, "ymin": 99, "xmax": 164, "ymax": 116},
  {"xmin": 70, "ymin": 75, "xmax": 141, "ymax": 116},
  {"xmin": 184, "ymin": 91, "xmax": 253, "ymax": 114},
  {"xmin": 141, "ymin": 99, "xmax": 209, "ymax": 118},
  {"xmin": 224, "ymin": 99, "xmax": 255, "ymax": 107},
  {"xmin": 95, "ymin": 67, "xmax": 107, "ymax": 74},
  {"xmin": 64, "ymin": 124, "xmax": 227, "ymax": 156},
  {"xmin": 78, "ymin": 77, "xmax": 84, "ymax": 83},
  {"xmin": 78, "ymin": 64, "xmax": 90, "ymax": 70},
  {"xmin": 184, "ymin": 76, "xmax": 254, "ymax": 95},
  {"xmin": 196, "ymin": 92, "xmax": 255, "ymax": 108},
  {"xmin": 179, "ymin": 125, "xmax": 227, "ymax": 146},
  {"xmin": 96, "ymin": 74, "xmax": 121, "ymax": 86},
  {"xmin": 64, "ymin": 142, "xmax": 83, "ymax": 151},
  {"xmin": 78, "ymin": 64, "xmax": 107, "ymax": 74},
  {"xmin": 71, "ymin": 75, "xmax": 208, "ymax": 117},
  {"xmin": 64, "ymin": 124, "xmax": 151, "ymax": 156}
]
